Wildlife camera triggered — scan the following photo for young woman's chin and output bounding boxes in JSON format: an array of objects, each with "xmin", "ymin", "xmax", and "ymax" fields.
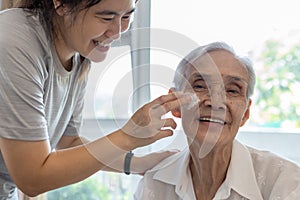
[{"xmin": 86, "ymin": 51, "xmax": 108, "ymax": 63}]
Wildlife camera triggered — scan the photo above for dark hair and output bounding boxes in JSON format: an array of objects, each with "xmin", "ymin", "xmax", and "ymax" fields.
[
  {"xmin": 13, "ymin": 0, "xmax": 103, "ymax": 79},
  {"xmin": 13, "ymin": 0, "xmax": 139, "ymax": 79},
  {"xmin": 14, "ymin": 0, "xmax": 102, "ymax": 38}
]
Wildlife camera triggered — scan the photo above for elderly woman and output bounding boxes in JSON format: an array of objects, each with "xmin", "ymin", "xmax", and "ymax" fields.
[{"xmin": 134, "ymin": 42, "xmax": 300, "ymax": 200}]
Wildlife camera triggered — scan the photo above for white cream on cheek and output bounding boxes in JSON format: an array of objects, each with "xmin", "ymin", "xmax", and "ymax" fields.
[{"xmin": 185, "ymin": 93, "xmax": 200, "ymax": 110}]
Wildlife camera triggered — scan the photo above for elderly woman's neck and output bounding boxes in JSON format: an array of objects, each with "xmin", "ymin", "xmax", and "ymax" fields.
[{"xmin": 189, "ymin": 144, "xmax": 232, "ymax": 200}]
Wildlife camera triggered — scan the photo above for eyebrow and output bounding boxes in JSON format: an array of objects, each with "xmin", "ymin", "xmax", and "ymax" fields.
[
  {"xmin": 191, "ymin": 73, "xmax": 213, "ymax": 82},
  {"xmin": 191, "ymin": 73, "xmax": 248, "ymax": 84},
  {"xmin": 224, "ymin": 75, "xmax": 248, "ymax": 84},
  {"xmin": 95, "ymin": 8, "xmax": 135, "ymax": 16}
]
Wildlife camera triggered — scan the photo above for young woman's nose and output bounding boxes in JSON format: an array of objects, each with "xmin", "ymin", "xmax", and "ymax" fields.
[
  {"xmin": 105, "ymin": 19, "xmax": 122, "ymax": 40},
  {"xmin": 105, "ymin": 18, "xmax": 130, "ymax": 41}
]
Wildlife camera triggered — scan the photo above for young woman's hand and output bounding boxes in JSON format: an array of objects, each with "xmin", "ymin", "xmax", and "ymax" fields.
[{"xmin": 121, "ymin": 92, "xmax": 192, "ymax": 149}]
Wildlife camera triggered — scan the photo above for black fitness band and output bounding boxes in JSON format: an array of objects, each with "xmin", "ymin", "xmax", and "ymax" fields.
[{"xmin": 124, "ymin": 151, "xmax": 134, "ymax": 175}]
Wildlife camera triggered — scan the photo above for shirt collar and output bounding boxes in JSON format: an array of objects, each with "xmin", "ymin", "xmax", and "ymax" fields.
[
  {"xmin": 147, "ymin": 140, "xmax": 264, "ymax": 200},
  {"xmin": 149, "ymin": 147, "xmax": 191, "ymax": 197},
  {"xmin": 220, "ymin": 140, "xmax": 264, "ymax": 200}
]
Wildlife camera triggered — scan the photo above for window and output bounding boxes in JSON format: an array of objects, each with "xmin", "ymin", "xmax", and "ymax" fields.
[
  {"xmin": 48, "ymin": 0, "xmax": 300, "ymax": 199},
  {"xmin": 150, "ymin": 0, "xmax": 300, "ymax": 163},
  {"xmin": 84, "ymin": 46, "xmax": 133, "ymax": 119},
  {"xmin": 151, "ymin": 0, "xmax": 300, "ymax": 128}
]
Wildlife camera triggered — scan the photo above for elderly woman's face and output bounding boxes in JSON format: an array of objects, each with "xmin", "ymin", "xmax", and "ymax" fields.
[{"xmin": 181, "ymin": 50, "xmax": 251, "ymax": 149}]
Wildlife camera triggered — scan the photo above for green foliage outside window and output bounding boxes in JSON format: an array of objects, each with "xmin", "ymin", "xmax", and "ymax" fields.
[
  {"xmin": 252, "ymin": 39, "xmax": 300, "ymax": 128},
  {"xmin": 47, "ymin": 173, "xmax": 131, "ymax": 200}
]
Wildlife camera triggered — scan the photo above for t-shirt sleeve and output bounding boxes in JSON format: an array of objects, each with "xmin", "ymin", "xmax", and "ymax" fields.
[{"xmin": 0, "ymin": 27, "xmax": 48, "ymax": 141}]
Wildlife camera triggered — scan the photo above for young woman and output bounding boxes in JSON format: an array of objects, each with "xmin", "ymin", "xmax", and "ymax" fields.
[{"xmin": 0, "ymin": 0, "xmax": 192, "ymax": 198}]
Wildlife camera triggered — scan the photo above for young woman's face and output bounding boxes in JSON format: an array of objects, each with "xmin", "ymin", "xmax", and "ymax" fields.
[{"xmin": 55, "ymin": 0, "xmax": 135, "ymax": 62}]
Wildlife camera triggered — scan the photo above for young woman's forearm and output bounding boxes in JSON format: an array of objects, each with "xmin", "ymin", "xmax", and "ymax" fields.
[
  {"xmin": 0, "ymin": 93, "xmax": 192, "ymax": 196},
  {"xmin": 0, "ymin": 130, "xmax": 130, "ymax": 196}
]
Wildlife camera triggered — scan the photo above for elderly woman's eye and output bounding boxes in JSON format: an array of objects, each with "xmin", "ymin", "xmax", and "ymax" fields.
[
  {"xmin": 194, "ymin": 84, "xmax": 204, "ymax": 89},
  {"xmin": 193, "ymin": 83, "xmax": 208, "ymax": 91},
  {"xmin": 193, "ymin": 80, "xmax": 207, "ymax": 89},
  {"xmin": 226, "ymin": 86, "xmax": 241, "ymax": 96},
  {"xmin": 227, "ymin": 89, "xmax": 239, "ymax": 94}
]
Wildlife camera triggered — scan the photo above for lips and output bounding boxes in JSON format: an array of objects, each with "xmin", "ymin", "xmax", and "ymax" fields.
[{"xmin": 199, "ymin": 117, "xmax": 226, "ymax": 125}]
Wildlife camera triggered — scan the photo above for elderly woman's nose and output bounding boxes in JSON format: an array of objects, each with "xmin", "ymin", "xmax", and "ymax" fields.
[{"xmin": 204, "ymin": 85, "xmax": 226, "ymax": 110}]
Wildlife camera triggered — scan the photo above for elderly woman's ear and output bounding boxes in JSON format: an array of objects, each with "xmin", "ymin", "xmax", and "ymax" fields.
[
  {"xmin": 168, "ymin": 88, "xmax": 182, "ymax": 118},
  {"xmin": 240, "ymin": 99, "xmax": 252, "ymax": 127}
]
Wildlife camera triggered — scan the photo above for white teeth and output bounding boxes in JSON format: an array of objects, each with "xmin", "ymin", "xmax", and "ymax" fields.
[
  {"xmin": 94, "ymin": 41, "xmax": 99, "ymax": 46},
  {"xmin": 199, "ymin": 118, "xmax": 225, "ymax": 125},
  {"xmin": 94, "ymin": 41, "xmax": 108, "ymax": 47}
]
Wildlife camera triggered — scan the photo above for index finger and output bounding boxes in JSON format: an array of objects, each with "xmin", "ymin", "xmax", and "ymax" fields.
[
  {"xmin": 150, "ymin": 92, "xmax": 185, "ymax": 107},
  {"xmin": 151, "ymin": 94, "xmax": 194, "ymax": 116}
]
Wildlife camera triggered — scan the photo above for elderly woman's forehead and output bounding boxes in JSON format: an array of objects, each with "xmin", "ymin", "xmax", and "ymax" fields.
[
  {"xmin": 187, "ymin": 51, "xmax": 244, "ymax": 68},
  {"xmin": 188, "ymin": 50, "xmax": 233, "ymax": 63},
  {"xmin": 183, "ymin": 53, "xmax": 250, "ymax": 81}
]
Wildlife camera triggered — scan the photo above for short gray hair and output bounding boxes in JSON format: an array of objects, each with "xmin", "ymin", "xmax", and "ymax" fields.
[{"xmin": 173, "ymin": 41, "xmax": 256, "ymax": 99}]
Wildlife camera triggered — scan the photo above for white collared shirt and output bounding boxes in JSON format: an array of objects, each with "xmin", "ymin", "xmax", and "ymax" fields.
[{"xmin": 134, "ymin": 140, "xmax": 300, "ymax": 200}]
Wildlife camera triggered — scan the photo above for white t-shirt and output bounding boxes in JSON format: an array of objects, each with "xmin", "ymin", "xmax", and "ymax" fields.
[
  {"xmin": 0, "ymin": 8, "xmax": 88, "ymax": 197},
  {"xmin": 134, "ymin": 140, "xmax": 300, "ymax": 200}
]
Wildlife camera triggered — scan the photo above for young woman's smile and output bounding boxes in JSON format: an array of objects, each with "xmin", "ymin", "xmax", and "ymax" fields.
[{"xmin": 54, "ymin": 0, "xmax": 135, "ymax": 65}]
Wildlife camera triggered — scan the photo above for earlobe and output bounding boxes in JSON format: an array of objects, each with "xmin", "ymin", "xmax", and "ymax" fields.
[
  {"xmin": 53, "ymin": 0, "xmax": 67, "ymax": 16},
  {"xmin": 169, "ymin": 88, "xmax": 182, "ymax": 118},
  {"xmin": 53, "ymin": 0, "xmax": 62, "ymax": 9},
  {"xmin": 171, "ymin": 109, "xmax": 182, "ymax": 118}
]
